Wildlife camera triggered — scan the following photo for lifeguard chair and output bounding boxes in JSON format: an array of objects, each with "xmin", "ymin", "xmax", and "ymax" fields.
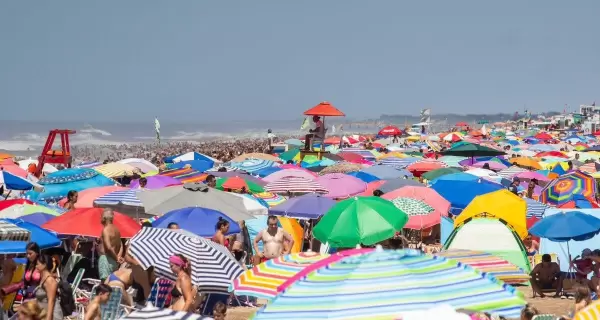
[
  {"xmin": 299, "ymin": 102, "xmax": 345, "ymax": 161},
  {"xmin": 34, "ymin": 129, "xmax": 76, "ymax": 177}
]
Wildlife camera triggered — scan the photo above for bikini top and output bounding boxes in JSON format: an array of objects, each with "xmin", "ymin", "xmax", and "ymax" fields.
[{"xmin": 25, "ymin": 269, "xmax": 41, "ymax": 283}]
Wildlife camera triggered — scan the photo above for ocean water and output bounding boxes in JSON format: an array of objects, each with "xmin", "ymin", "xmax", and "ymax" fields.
[{"xmin": 0, "ymin": 119, "xmax": 378, "ymax": 152}]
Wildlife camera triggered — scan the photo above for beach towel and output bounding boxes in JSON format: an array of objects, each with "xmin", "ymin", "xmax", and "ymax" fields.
[{"xmin": 98, "ymin": 255, "xmax": 118, "ymax": 281}]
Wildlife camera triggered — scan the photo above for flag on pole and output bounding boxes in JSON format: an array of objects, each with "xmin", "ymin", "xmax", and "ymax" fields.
[
  {"xmin": 300, "ymin": 117, "xmax": 310, "ymax": 130},
  {"xmin": 154, "ymin": 117, "xmax": 161, "ymax": 143}
]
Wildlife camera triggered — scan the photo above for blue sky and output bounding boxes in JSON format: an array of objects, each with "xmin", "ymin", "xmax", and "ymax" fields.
[{"xmin": 1, "ymin": 1, "xmax": 599, "ymax": 122}]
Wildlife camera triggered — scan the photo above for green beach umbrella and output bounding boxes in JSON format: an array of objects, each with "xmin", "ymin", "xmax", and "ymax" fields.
[
  {"xmin": 313, "ymin": 196, "xmax": 408, "ymax": 248},
  {"xmin": 215, "ymin": 177, "xmax": 265, "ymax": 194},
  {"xmin": 441, "ymin": 142, "xmax": 505, "ymax": 158},
  {"xmin": 421, "ymin": 167, "xmax": 462, "ymax": 181}
]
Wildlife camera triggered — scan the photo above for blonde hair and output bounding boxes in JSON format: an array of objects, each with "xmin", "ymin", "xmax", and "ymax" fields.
[{"xmin": 19, "ymin": 300, "xmax": 47, "ymax": 320}]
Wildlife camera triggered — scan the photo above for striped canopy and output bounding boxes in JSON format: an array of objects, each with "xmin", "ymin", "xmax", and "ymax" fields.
[
  {"xmin": 540, "ymin": 171, "xmax": 597, "ymax": 206},
  {"xmin": 265, "ymin": 177, "xmax": 328, "ymax": 194},
  {"xmin": 0, "ymin": 221, "xmax": 30, "ymax": 241},
  {"xmin": 121, "ymin": 307, "xmax": 211, "ymax": 319},
  {"xmin": 435, "ymin": 249, "xmax": 530, "ymax": 284},
  {"xmin": 230, "ymin": 252, "xmax": 328, "ymax": 299},
  {"xmin": 229, "ymin": 158, "xmax": 277, "ymax": 173},
  {"xmin": 128, "ymin": 228, "xmax": 243, "ymax": 293},
  {"xmin": 94, "ymin": 189, "xmax": 143, "ymax": 207},
  {"xmin": 252, "ymin": 248, "xmax": 525, "ymax": 320},
  {"xmin": 378, "ymin": 157, "xmax": 421, "ymax": 169},
  {"xmin": 158, "ymin": 168, "xmax": 207, "ymax": 184},
  {"xmin": 497, "ymin": 165, "xmax": 528, "ymax": 179},
  {"xmin": 253, "ymin": 192, "xmax": 287, "ymax": 207},
  {"xmin": 524, "ymin": 198, "xmax": 548, "ymax": 218}
]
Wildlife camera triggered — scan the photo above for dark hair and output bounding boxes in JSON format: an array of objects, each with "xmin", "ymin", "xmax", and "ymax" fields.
[
  {"xmin": 67, "ymin": 190, "xmax": 78, "ymax": 202},
  {"xmin": 213, "ymin": 301, "xmax": 227, "ymax": 317},
  {"xmin": 205, "ymin": 175, "xmax": 216, "ymax": 183},
  {"xmin": 141, "ymin": 221, "xmax": 152, "ymax": 228},
  {"xmin": 372, "ymin": 190, "xmax": 384, "ymax": 197},
  {"xmin": 139, "ymin": 177, "xmax": 147, "ymax": 185},
  {"xmin": 520, "ymin": 304, "xmax": 539, "ymax": 320},
  {"xmin": 216, "ymin": 217, "xmax": 229, "ymax": 230},
  {"xmin": 167, "ymin": 222, "xmax": 179, "ymax": 228},
  {"xmin": 24, "ymin": 242, "xmax": 41, "ymax": 282},
  {"xmin": 217, "ymin": 167, "xmax": 227, "ymax": 172},
  {"xmin": 542, "ymin": 253, "xmax": 551, "ymax": 262},
  {"xmin": 267, "ymin": 215, "xmax": 278, "ymax": 223},
  {"xmin": 37, "ymin": 254, "xmax": 57, "ymax": 273},
  {"xmin": 95, "ymin": 284, "xmax": 112, "ymax": 295}
]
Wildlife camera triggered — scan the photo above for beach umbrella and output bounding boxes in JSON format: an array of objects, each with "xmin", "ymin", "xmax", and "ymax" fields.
[
  {"xmin": 498, "ymin": 165, "xmax": 529, "ymax": 179},
  {"xmin": 406, "ymin": 159, "xmax": 447, "ymax": 174},
  {"xmin": 441, "ymin": 142, "xmax": 505, "ymax": 158},
  {"xmin": 513, "ymin": 171, "xmax": 552, "ymax": 184},
  {"xmin": 303, "ymin": 101, "xmax": 345, "ymax": 117},
  {"xmin": 0, "ymin": 204, "xmax": 60, "ymax": 219},
  {"xmin": 229, "ymin": 252, "xmax": 328, "ymax": 299},
  {"xmin": 152, "ymin": 207, "xmax": 240, "ymax": 237},
  {"xmin": 137, "ymin": 183, "xmax": 258, "ymax": 219},
  {"xmin": 437, "ymin": 156, "xmax": 467, "ymax": 167},
  {"xmin": 168, "ymin": 152, "xmax": 219, "ymax": 166},
  {"xmin": 253, "ymin": 166, "xmax": 283, "ymax": 178},
  {"xmin": 359, "ymin": 165, "xmax": 405, "ymax": 180},
  {"xmin": 229, "ymin": 159, "xmax": 277, "ymax": 173},
  {"xmin": 382, "ymin": 186, "xmax": 450, "ymax": 217},
  {"xmin": 93, "ymin": 162, "xmax": 137, "ymax": 178},
  {"xmin": 58, "ymin": 185, "xmax": 126, "ymax": 207},
  {"xmin": 215, "ymin": 176, "xmax": 264, "ymax": 194},
  {"xmin": 209, "ymin": 171, "xmax": 267, "ymax": 186},
  {"xmin": 421, "ymin": 167, "xmax": 462, "ymax": 181},
  {"xmin": 92, "ymin": 189, "xmax": 149, "ymax": 220},
  {"xmin": 116, "ymin": 158, "xmax": 159, "ymax": 173},
  {"xmin": 26, "ymin": 168, "xmax": 116, "ymax": 202},
  {"xmin": 0, "ymin": 199, "xmax": 34, "ymax": 211},
  {"xmin": 435, "ymin": 249, "xmax": 529, "ymax": 285},
  {"xmin": 269, "ymin": 193, "xmax": 336, "ymax": 220},
  {"xmin": 377, "ymin": 178, "xmax": 423, "ymax": 193},
  {"xmin": 42, "ymin": 208, "xmax": 141, "ymax": 238},
  {"xmin": 130, "ymin": 175, "xmax": 182, "ymax": 189},
  {"xmin": 120, "ymin": 306, "xmax": 211, "ymax": 319},
  {"xmin": 313, "ymin": 196, "xmax": 408, "ymax": 247},
  {"xmin": 253, "ymin": 248, "xmax": 525, "ymax": 319},
  {"xmin": 539, "ymin": 171, "xmax": 597, "ymax": 206},
  {"xmin": 128, "ymin": 227, "xmax": 244, "ymax": 293},
  {"xmin": 346, "ymin": 171, "xmax": 380, "ymax": 183},
  {"xmin": 0, "ymin": 159, "xmax": 28, "ymax": 177},
  {"xmin": 252, "ymin": 192, "xmax": 287, "ymax": 207},
  {"xmin": 378, "ymin": 125, "xmax": 402, "ymax": 136},
  {"xmin": 524, "ymin": 198, "xmax": 549, "ymax": 218},
  {"xmin": 389, "ymin": 198, "xmax": 440, "ymax": 230},
  {"xmin": 529, "ymin": 211, "xmax": 600, "ymax": 242},
  {"xmin": 157, "ymin": 167, "xmax": 207, "ymax": 184},
  {"xmin": 231, "ymin": 153, "xmax": 282, "ymax": 163},
  {"xmin": 430, "ymin": 179, "xmax": 503, "ymax": 213},
  {"xmin": 17, "ymin": 213, "xmax": 56, "ymax": 226},
  {"xmin": 0, "ymin": 171, "xmax": 41, "ymax": 191},
  {"xmin": 0, "ymin": 219, "xmax": 60, "ymax": 253},
  {"xmin": 319, "ymin": 162, "xmax": 363, "ymax": 175},
  {"xmin": 378, "ymin": 156, "xmax": 421, "ymax": 168},
  {"xmin": 471, "ymin": 161, "xmax": 508, "ymax": 171},
  {"xmin": 264, "ymin": 177, "xmax": 328, "ymax": 194},
  {"xmin": 168, "ymin": 160, "xmax": 213, "ymax": 172},
  {"xmin": 316, "ymin": 173, "xmax": 367, "ymax": 199},
  {"xmin": 510, "ymin": 157, "xmax": 543, "ymax": 170}
]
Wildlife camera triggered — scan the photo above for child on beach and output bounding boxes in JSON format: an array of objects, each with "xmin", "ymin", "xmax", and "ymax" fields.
[
  {"xmin": 84, "ymin": 284, "xmax": 112, "ymax": 320},
  {"xmin": 212, "ymin": 301, "xmax": 227, "ymax": 320}
]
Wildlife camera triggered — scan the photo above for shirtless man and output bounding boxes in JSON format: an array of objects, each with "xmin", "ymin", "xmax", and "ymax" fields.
[
  {"xmin": 99, "ymin": 209, "xmax": 123, "ymax": 282},
  {"xmin": 530, "ymin": 253, "xmax": 563, "ymax": 298},
  {"xmin": 84, "ymin": 284, "xmax": 112, "ymax": 320},
  {"xmin": 253, "ymin": 216, "xmax": 294, "ymax": 264}
]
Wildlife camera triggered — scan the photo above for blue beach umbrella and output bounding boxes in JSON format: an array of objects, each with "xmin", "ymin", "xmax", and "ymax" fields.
[
  {"xmin": 269, "ymin": 193, "xmax": 336, "ymax": 220},
  {"xmin": 17, "ymin": 213, "xmax": 57, "ymax": 226},
  {"xmin": 346, "ymin": 171, "xmax": 380, "ymax": 183},
  {"xmin": 168, "ymin": 160, "xmax": 213, "ymax": 172},
  {"xmin": 152, "ymin": 207, "xmax": 241, "ymax": 237},
  {"xmin": 26, "ymin": 168, "xmax": 115, "ymax": 201},
  {"xmin": 0, "ymin": 219, "xmax": 61, "ymax": 253},
  {"xmin": 431, "ymin": 179, "xmax": 503, "ymax": 213},
  {"xmin": 0, "ymin": 171, "xmax": 40, "ymax": 191},
  {"xmin": 360, "ymin": 165, "xmax": 406, "ymax": 180},
  {"xmin": 529, "ymin": 211, "xmax": 600, "ymax": 242}
]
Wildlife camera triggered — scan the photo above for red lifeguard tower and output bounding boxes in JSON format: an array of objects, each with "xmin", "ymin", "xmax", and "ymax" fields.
[
  {"xmin": 34, "ymin": 129, "xmax": 76, "ymax": 177},
  {"xmin": 300, "ymin": 101, "xmax": 345, "ymax": 161}
]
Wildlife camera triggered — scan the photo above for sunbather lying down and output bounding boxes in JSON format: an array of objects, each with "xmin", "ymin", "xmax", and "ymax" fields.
[{"xmin": 530, "ymin": 254, "xmax": 563, "ymax": 298}]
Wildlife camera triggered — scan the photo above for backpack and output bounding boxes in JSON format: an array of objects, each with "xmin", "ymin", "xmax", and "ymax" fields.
[{"xmin": 57, "ymin": 280, "xmax": 76, "ymax": 316}]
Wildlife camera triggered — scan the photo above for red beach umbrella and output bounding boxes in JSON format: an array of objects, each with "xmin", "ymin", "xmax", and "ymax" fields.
[
  {"xmin": 42, "ymin": 207, "xmax": 141, "ymax": 238},
  {"xmin": 455, "ymin": 122, "xmax": 468, "ymax": 127},
  {"xmin": 0, "ymin": 199, "xmax": 34, "ymax": 211},
  {"xmin": 378, "ymin": 126, "xmax": 402, "ymax": 136},
  {"xmin": 303, "ymin": 101, "xmax": 345, "ymax": 117}
]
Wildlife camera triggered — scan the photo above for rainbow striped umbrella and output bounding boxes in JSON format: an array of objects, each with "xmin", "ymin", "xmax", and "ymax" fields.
[
  {"xmin": 252, "ymin": 248, "xmax": 526, "ymax": 320},
  {"xmin": 229, "ymin": 159, "xmax": 277, "ymax": 173},
  {"xmin": 230, "ymin": 252, "xmax": 328, "ymax": 299},
  {"xmin": 253, "ymin": 192, "xmax": 287, "ymax": 207},
  {"xmin": 435, "ymin": 249, "xmax": 529, "ymax": 285},
  {"xmin": 539, "ymin": 170, "xmax": 597, "ymax": 206},
  {"xmin": 158, "ymin": 168, "xmax": 207, "ymax": 184}
]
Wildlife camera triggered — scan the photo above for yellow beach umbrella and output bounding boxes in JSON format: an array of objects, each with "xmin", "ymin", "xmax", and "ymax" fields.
[
  {"xmin": 231, "ymin": 153, "xmax": 282, "ymax": 163},
  {"xmin": 454, "ymin": 189, "xmax": 528, "ymax": 239},
  {"xmin": 510, "ymin": 157, "xmax": 543, "ymax": 170},
  {"xmin": 377, "ymin": 152, "xmax": 409, "ymax": 160},
  {"xmin": 94, "ymin": 162, "xmax": 137, "ymax": 178}
]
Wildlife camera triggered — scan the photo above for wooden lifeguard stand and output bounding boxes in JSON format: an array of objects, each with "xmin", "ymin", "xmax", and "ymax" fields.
[
  {"xmin": 34, "ymin": 129, "xmax": 76, "ymax": 177},
  {"xmin": 300, "ymin": 101, "xmax": 345, "ymax": 161}
]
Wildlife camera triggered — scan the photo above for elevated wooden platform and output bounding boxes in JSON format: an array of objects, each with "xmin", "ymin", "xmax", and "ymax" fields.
[{"xmin": 298, "ymin": 149, "xmax": 330, "ymax": 161}]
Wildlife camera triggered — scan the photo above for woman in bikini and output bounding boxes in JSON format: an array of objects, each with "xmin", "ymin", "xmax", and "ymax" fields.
[
  {"xmin": 63, "ymin": 190, "xmax": 78, "ymax": 210},
  {"xmin": 168, "ymin": 254, "xmax": 196, "ymax": 312},
  {"xmin": 34, "ymin": 255, "xmax": 62, "ymax": 320},
  {"xmin": 104, "ymin": 266, "xmax": 135, "ymax": 306},
  {"xmin": 212, "ymin": 218, "xmax": 230, "ymax": 249}
]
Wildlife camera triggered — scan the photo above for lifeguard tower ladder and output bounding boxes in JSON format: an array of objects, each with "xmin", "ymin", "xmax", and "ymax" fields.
[{"xmin": 34, "ymin": 129, "xmax": 76, "ymax": 177}]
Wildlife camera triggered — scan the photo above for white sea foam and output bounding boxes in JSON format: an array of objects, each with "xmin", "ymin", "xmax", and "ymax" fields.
[{"xmin": 79, "ymin": 124, "xmax": 112, "ymax": 136}]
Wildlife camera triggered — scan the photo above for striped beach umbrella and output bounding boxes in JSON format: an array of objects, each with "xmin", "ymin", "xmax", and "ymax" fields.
[
  {"xmin": 229, "ymin": 159, "xmax": 277, "ymax": 173},
  {"xmin": 252, "ymin": 248, "xmax": 525, "ymax": 320},
  {"xmin": 575, "ymin": 299, "xmax": 600, "ymax": 320},
  {"xmin": 524, "ymin": 198, "xmax": 548, "ymax": 218},
  {"xmin": 265, "ymin": 177, "xmax": 328, "ymax": 194},
  {"xmin": 497, "ymin": 165, "xmax": 529, "ymax": 179},
  {"xmin": 121, "ymin": 306, "xmax": 211, "ymax": 319},
  {"xmin": 230, "ymin": 252, "xmax": 328, "ymax": 299},
  {"xmin": 435, "ymin": 249, "xmax": 529, "ymax": 284},
  {"xmin": 540, "ymin": 171, "xmax": 597, "ymax": 206},
  {"xmin": 378, "ymin": 157, "xmax": 421, "ymax": 169},
  {"xmin": 128, "ymin": 228, "xmax": 244, "ymax": 293},
  {"xmin": 158, "ymin": 168, "xmax": 207, "ymax": 184},
  {"xmin": 94, "ymin": 189, "xmax": 143, "ymax": 207},
  {"xmin": 0, "ymin": 221, "xmax": 31, "ymax": 241},
  {"xmin": 253, "ymin": 192, "xmax": 287, "ymax": 207}
]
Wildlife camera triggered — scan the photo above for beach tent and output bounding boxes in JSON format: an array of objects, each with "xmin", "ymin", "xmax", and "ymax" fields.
[
  {"xmin": 453, "ymin": 189, "xmax": 528, "ymax": 239},
  {"xmin": 444, "ymin": 218, "xmax": 531, "ymax": 273}
]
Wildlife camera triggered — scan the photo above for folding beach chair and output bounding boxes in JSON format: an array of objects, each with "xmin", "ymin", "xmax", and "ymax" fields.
[
  {"xmin": 531, "ymin": 315, "xmax": 560, "ymax": 320},
  {"xmin": 146, "ymin": 278, "xmax": 174, "ymax": 308},
  {"xmin": 70, "ymin": 268, "xmax": 85, "ymax": 299}
]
